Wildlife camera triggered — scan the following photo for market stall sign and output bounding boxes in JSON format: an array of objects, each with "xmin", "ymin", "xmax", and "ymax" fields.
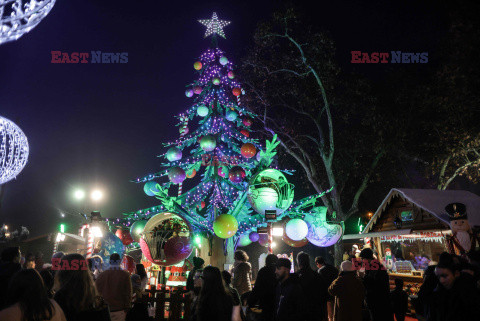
[{"xmin": 380, "ymin": 231, "xmax": 446, "ymax": 243}]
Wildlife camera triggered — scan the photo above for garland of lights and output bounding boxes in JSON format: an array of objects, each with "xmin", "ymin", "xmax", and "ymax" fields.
[
  {"xmin": 0, "ymin": 0, "xmax": 57, "ymax": 45},
  {"xmin": 0, "ymin": 116, "xmax": 29, "ymax": 184}
]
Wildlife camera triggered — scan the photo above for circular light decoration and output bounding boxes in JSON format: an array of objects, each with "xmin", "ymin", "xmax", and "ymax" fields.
[
  {"xmin": 144, "ymin": 181, "xmax": 159, "ymax": 196},
  {"xmin": 227, "ymin": 71, "xmax": 235, "ymax": 79},
  {"xmin": 193, "ymin": 61, "xmax": 203, "ymax": 70},
  {"xmin": 285, "ymin": 218, "xmax": 308, "ymax": 241},
  {"xmin": 212, "ymin": 77, "xmax": 221, "ymax": 85},
  {"xmin": 213, "ymin": 214, "xmax": 238, "ymax": 239},
  {"xmin": 249, "ymin": 231, "xmax": 260, "ymax": 242},
  {"xmin": 185, "ymin": 89, "xmax": 194, "ymax": 97},
  {"xmin": 197, "ymin": 105, "xmax": 209, "ymax": 117},
  {"xmin": 247, "ymin": 169, "xmax": 294, "ymax": 215},
  {"xmin": 193, "ymin": 86, "xmax": 202, "ymax": 94},
  {"xmin": 0, "ymin": 0, "xmax": 56, "ymax": 45},
  {"xmin": 229, "ymin": 166, "xmax": 245, "ymax": 183},
  {"xmin": 226, "ymin": 110, "xmax": 237, "ymax": 121},
  {"xmin": 200, "ymin": 135, "xmax": 216, "ymax": 151},
  {"xmin": 219, "ymin": 56, "xmax": 228, "ymax": 65},
  {"xmin": 140, "ymin": 212, "xmax": 193, "ymax": 266},
  {"xmin": 0, "ymin": 116, "xmax": 29, "ymax": 184},
  {"xmin": 168, "ymin": 167, "xmax": 186, "ymax": 184},
  {"xmin": 241, "ymin": 143, "xmax": 256, "ymax": 158},
  {"xmin": 130, "ymin": 220, "xmax": 148, "ymax": 242},
  {"xmin": 237, "ymin": 233, "xmax": 252, "ymax": 247},
  {"xmin": 232, "ymin": 88, "xmax": 242, "ymax": 96},
  {"xmin": 304, "ymin": 206, "xmax": 343, "ymax": 247},
  {"xmin": 166, "ymin": 147, "xmax": 182, "ymax": 162}
]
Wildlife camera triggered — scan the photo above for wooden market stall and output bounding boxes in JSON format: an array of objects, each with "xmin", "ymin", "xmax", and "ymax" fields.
[{"xmin": 343, "ymin": 188, "xmax": 480, "ymax": 315}]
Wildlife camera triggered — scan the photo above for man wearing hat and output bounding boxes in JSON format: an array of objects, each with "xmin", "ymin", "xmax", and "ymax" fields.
[{"xmin": 445, "ymin": 203, "xmax": 480, "ymax": 255}]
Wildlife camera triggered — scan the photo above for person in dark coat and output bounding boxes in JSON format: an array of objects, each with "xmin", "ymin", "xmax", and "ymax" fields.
[
  {"xmin": 328, "ymin": 260, "xmax": 365, "ymax": 321},
  {"xmin": 429, "ymin": 252, "xmax": 480, "ymax": 321},
  {"xmin": 0, "ymin": 247, "xmax": 22, "ymax": 310},
  {"xmin": 390, "ymin": 278, "xmax": 408, "ymax": 321},
  {"xmin": 274, "ymin": 258, "xmax": 305, "ymax": 321},
  {"xmin": 187, "ymin": 257, "xmax": 205, "ymax": 292},
  {"xmin": 359, "ymin": 248, "xmax": 394, "ymax": 321},
  {"xmin": 297, "ymin": 252, "xmax": 327, "ymax": 321},
  {"xmin": 315, "ymin": 256, "xmax": 338, "ymax": 321},
  {"xmin": 248, "ymin": 254, "xmax": 278, "ymax": 321},
  {"xmin": 415, "ymin": 264, "xmax": 438, "ymax": 321}
]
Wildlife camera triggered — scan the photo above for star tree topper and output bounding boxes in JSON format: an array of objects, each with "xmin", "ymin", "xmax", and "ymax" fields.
[{"xmin": 198, "ymin": 12, "xmax": 231, "ymax": 39}]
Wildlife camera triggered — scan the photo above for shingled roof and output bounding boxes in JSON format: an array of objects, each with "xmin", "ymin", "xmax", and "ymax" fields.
[{"xmin": 363, "ymin": 188, "xmax": 480, "ymax": 233}]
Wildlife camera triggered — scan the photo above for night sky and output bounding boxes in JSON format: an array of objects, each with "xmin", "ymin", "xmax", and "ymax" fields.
[{"xmin": 0, "ymin": 0, "xmax": 448, "ymax": 236}]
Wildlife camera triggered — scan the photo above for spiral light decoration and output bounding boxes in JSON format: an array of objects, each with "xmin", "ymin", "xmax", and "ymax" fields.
[
  {"xmin": 0, "ymin": 116, "xmax": 29, "ymax": 184},
  {"xmin": 0, "ymin": 0, "xmax": 56, "ymax": 45}
]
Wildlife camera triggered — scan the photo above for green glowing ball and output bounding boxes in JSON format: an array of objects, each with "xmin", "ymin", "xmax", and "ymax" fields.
[
  {"xmin": 130, "ymin": 220, "xmax": 148, "ymax": 242},
  {"xmin": 219, "ymin": 56, "xmax": 229, "ymax": 65},
  {"xmin": 226, "ymin": 110, "xmax": 237, "ymax": 121},
  {"xmin": 213, "ymin": 214, "xmax": 238, "ymax": 239},
  {"xmin": 237, "ymin": 233, "xmax": 252, "ymax": 247},
  {"xmin": 212, "ymin": 78, "xmax": 221, "ymax": 85},
  {"xmin": 197, "ymin": 105, "xmax": 209, "ymax": 117},
  {"xmin": 200, "ymin": 135, "xmax": 216, "ymax": 152},
  {"xmin": 166, "ymin": 147, "xmax": 182, "ymax": 162}
]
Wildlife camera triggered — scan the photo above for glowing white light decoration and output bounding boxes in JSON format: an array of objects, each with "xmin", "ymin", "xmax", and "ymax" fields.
[
  {"xmin": 0, "ymin": 0, "xmax": 57, "ymax": 45},
  {"xmin": 198, "ymin": 12, "xmax": 231, "ymax": 39},
  {"xmin": 0, "ymin": 116, "xmax": 29, "ymax": 184}
]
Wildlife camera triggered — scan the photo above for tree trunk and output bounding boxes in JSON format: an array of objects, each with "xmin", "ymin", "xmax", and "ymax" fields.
[{"xmin": 334, "ymin": 240, "xmax": 344, "ymax": 267}]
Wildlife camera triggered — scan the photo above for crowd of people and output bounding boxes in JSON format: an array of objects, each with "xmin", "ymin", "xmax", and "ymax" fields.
[{"xmin": 1, "ymin": 245, "xmax": 480, "ymax": 321}]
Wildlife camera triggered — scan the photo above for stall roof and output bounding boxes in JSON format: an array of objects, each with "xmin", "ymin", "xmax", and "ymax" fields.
[{"xmin": 363, "ymin": 188, "xmax": 480, "ymax": 233}]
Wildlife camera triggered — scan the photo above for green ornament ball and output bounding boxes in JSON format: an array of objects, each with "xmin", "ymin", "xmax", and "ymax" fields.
[
  {"xmin": 130, "ymin": 220, "xmax": 148, "ymax": 242},
  {"xmin": 226, "ymin": 110, "xmax": 237, "ymax": 121},
  {"xmin": 166, "ymin": 147, "xmax": 182, "ymax": 162},
  {"xmin": 219, "ymin": 56, "xmax": 229, "ymax": 65},
  {"xmin": 213, "ymin": 214, "xmax": 238, "ymax": 239},
  {"xmin": 200, "ymin": 135, "xmax": 216, "ymax": 152},
  {"xmin": 212, "ymin": 78, "xmax": 221, "ymax": 85},
  {"xmin": 197, "ymin": 105, "xmax": 209, "ymax": 117}
]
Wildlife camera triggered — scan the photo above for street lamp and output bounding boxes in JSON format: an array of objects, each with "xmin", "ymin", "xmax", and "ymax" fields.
[
  {"xmin": 74, "ymin": 190, "xmax": 86, "ymax": 200},
  {"xmin": 91, "ymin": 190, "xmax": 103, "ymax": 202}
]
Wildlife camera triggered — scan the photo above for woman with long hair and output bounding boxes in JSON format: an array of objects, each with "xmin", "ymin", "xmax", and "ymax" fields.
[
  {"xmin": 135, "ymin": 263, "xmax": 148, "ymax": 290},
  {"xmin": 53, "ymin": 254, "xmax": 110, "ymax": 321},
  {"xmin": 195, "ymin": 266, "xmax": 240, "ymax": 321},
  {"xmin": 0, "ymin": 269, "xmax": 66, "ymax": 321},
  {"xmin": 232, "ymin": 250, "xmax": 252, "ymax": 297}
]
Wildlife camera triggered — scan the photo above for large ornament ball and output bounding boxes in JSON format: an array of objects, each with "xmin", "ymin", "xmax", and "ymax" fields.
[
  {"xmin": 243, "ymin": 118, "xmax": 253, "ymax": 127},
  {"xmin": 197, "ymin": 105, "xmax": 209, "ymax": 117},
  {"xmin": 168, "ymin": 166, "xmax": 186, "ymax": 184},
  {"xmin": 249, "ymin": 232, "xmax": 260, "ymax": 242},
  {"xmin": 282, "ymin": 233, "xmax": 308, "ymax": 248},
  {"xmin": 186, "ymin": 169, "xmax": 197, "ymax": 179},
  {"xmin": 200, "ymin": 135, "xmax": 216, "ymax": 152},
  {"xmin": 194, "ymin": 61, "xmax": 203, "ymax": 70},
  {"xmin": 285, "ymin": 219, "xmax": 309, "ymax": 241},
  {"xmin": 185, "ymin": 89, "xmax": 194, "ymax": 97},
  {"xmin": 219, "ymin": 56, "xmax": 229, "ymax": 65},
  {"xmin": 121, "ymin": 255, "xmax": 136, "ymax": 274},
  {"xmin": 258, "ymin": 234, "xmax": 269, "ymax": 247},
  {"xmin": 240, "ymin": 130, "xmax": 250, "ymax": 137},
  {"xmin": 227, "ymin": 71, "xmax": 235, "ymax": 79},
  {"xmin": 193, "ymin": 86, "xmax": 202, "ymax": 94},
  {"xmin": 166, "ymin": 147, "xmax": 182, "ymax": 162},
  {"xmin": 238, "ymin": 233, "xmax": 252, "ymax": 247},
  {"xmin": 213, "ymin": 214, "xmax": 238, "ymax": 239},
  {"xmin": 115, "ymin": 229, "xmax": 134, "ymax": 246},
  {"xmin": 304, "ymin": 208, "xmax": 343, "ymax": 247},
  {"xmin": 97, "ymin": 232, "xmax": 125, "ymax": 266},
  {"xmin": 140, "ymin": 212, "xmax": 193, "ymax": 266},
  {"xmin": 232, "ymin": 88, "xmax": 242, "ymax": 96},
  {"xmin": 241, "ymin": 143, "xmax": 257, "ymax": 158},
  {"xmin": 144, "ymin": 181, "xmax": 159, "ymax": 196},
  {"xmin": 212, "ymin": 78, "xmax": 221, "ymax": 85},
  {"xmin": 229, "ymin": 166, "xmax": 246, "ymax": 183},
  {"xmin": 226, "ymin": 110, "xmax": 237, "ymax": 121},
  {"xmin": 130, "ymin": 220, "xmax": 148, "ymax": 242}
]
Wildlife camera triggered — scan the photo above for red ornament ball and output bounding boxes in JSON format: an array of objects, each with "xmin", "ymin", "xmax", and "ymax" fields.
[
  {"xmin": 242, "ymin": 118, "xmax": 253, "ymax": 127},
  {"xmin": 115, "ymin": 229, "xmax": 133, "ymax": 246},
  {"xmin": 241, "ymin": 143, "xmax": 257, "ymax": 158},
  {"xmin": 201, "ymin": 201, "xmax": 206, "ymax": 209},
  {"xmin": 193, "ymin": 86, "xmax": 202, "ymax": 94},
  {"xmin": 194, "ymin": 61, "xmax": 202, "ymax": 70},
  {"xmin": 240, "ymin": 130, "xmax": 250, "ymax": 137},
  {"xmin": 229, "ymin": 166, "xmax": 246, "ymax": 183},
  {"xmin": 232, "ymin": 88, "xmax": 242, "ymax": 96}
]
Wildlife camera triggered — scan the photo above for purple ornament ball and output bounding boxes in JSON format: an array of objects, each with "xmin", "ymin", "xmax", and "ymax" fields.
[{"xmin": 249, "ymin": 232, "xmax": 260, "ymax": 242}]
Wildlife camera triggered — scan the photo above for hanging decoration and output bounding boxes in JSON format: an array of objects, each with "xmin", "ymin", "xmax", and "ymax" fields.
[
  {"xmin": 232, "ymin": 88, "xmax": 242, "ymax": 96},
  {"xmin": 130, "ymin": 220, "xmax": 148, "ymax": 242},
  {"xmin": 237, "ymin": 233, "xmax": 252, "ymax": 247},
  {"xmin": 285, "ymin": 218, "xmax": 308, "ymax": 241},
  {"xmin": 228, "ymin": 166, "xmax": 245, "ymax": 183},
  {"xmin": 213, "ymin": 214, "xmax": 238, "ymax": 238},
  {"xmin": 242, "ymin": 118, "xmax": 252, "ymax": 127},
  {"xmin": 166, "ymin": 147, "xmax": 182, "ymax": 162},
  {"xmin": 193, "ymin": 86, "xmax": 202, "ymax": 94},
  {"xmin": 240, "ymin": 143, "xmax": 256, "ymax": 158},
  {"xmin": 226, "ymin": 110, "xmax": 237, "ymax": 121},
  {"xmin": 258, "ymin": 233, "xmax": 269, "ymax": 247},
  {"xmin": 0, "ymin": 116, "xmax": 29, "ymax": 184},
  {"xmin": 168, "ymin": 167, "xmax": 186, "ymax": 184},
  {"xmin": 249, "ymin": 231, "xmax": 260, "ymax": 242},
  {"xmin": 96, "ymin": 232, "xmax": 125, "ymax": 267},
  {"xmin": 144, "ymin": 181, "xmax": 159, "ymax": 197},
  {"xmin": 140, "ymin": 212, "xmax": 193, "ymax": 266},
  {"xmin": 200, "ymin": 135, "xmax": 216, "ymax": 151},
  {"xmin": 227, "ymin": 71, "xmax": 235, "ymax": 79},
  {"xmin": 185, "ymin": 89, "xmax": 194, "ymax": 97},
  {"xmin": 121, "ymin": 255, "xmax": 136, "ymax": 274},
  {"xmin": 219, "ymin": 56, "xmax": 228, "ymax": 65},
  {"xmin": 304, "ymin": 207, "xmax": 343, "ymax": 247},
  {"xmin": 194, "ymin": 61, "xmax": 203, "ymax": 70},
  {"xmin": 197, "ymin": 105, "xmax": 209, "ymax": 117},
  {"xmin": 0, "ymin": 0, "xmax": 57, "ymax": 45},
  {"xmin": 282, "ymin": 233, "xmax": 308, "ymax": 247},
  {"xmin": 115, "ymin": 229, "xmax": 133, "ymax": 246}
]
